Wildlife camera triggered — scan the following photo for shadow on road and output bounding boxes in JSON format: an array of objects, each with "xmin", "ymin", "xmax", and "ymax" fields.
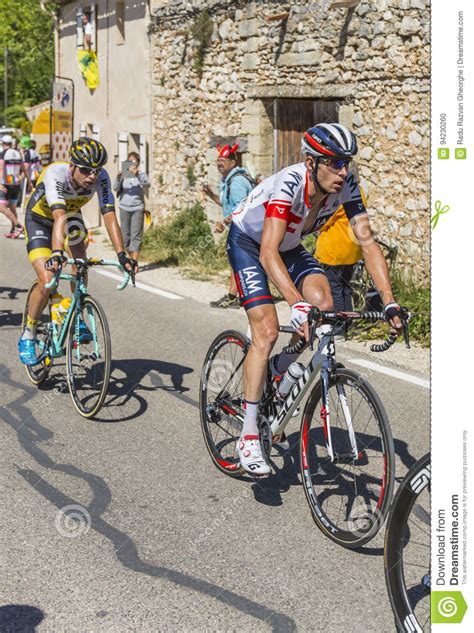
[
  {"xmin": 0, "ymin": 605, "xmax": 45, "ymax": 632},
  {"xmin": 0, "ymin": 363, "xmax": 295, "ymax": 632}
]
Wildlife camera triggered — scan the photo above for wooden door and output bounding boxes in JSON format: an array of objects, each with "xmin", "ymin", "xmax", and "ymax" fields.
[{"xmin": 274, "ymin": 99, "xmax": 340, "ymax": 171}]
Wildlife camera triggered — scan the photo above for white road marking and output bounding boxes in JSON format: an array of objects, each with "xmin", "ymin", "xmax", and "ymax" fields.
[
  {"xmin": 346, "ymin": 358, "xmax": 429, "ymax": 389},
  {"xmin": 93, "ymin": 269, "xmax": 183, "ymax": 300}
]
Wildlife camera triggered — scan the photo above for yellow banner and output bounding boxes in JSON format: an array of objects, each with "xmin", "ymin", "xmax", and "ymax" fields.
[
  {"xmin": 77, "ymin": 50, "xmax": 100, "ymax": 90},
  {"xmin": 52, "ymin": 111, "xmax": 72, "ymax": 133}
]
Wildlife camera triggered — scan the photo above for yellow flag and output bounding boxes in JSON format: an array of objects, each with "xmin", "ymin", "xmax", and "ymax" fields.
[{"xmin": 77, "ymin": 50, "xmax": 100, "ymax": 89}]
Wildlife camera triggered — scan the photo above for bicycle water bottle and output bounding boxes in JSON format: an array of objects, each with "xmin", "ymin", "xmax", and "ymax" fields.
[
  {"xmin": 51, "ymin": 293, "xmax": 64, "ymax": 325},
  {"xmin": 51, "ymin": 296, "xmax": 71, "ymax": 325},
  {"xmin": 276, "ymin": 362, "xmax": 305, "ymax": 399}
]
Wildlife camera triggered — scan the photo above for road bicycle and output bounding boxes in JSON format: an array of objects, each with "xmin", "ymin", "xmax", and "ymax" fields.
[
  {"xmin": 385, "ymin": 453, "xmax": 431, "ymax": 632},
  {"xmin": 200, "ymin": 307, "xmax": 411, "ymax": 548},
  {"xmin": 21, "ymin": 257, "xmax": 132, "ymax": 418}
]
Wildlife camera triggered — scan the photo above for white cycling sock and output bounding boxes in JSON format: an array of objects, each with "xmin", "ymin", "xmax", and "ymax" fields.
[{"xmin": 241, "ymin": 400, "xmax": 259, "ymax": 437}]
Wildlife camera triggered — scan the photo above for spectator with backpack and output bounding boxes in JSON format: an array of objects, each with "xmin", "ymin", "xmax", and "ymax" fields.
[
  {"xmin": 21, "ymin": 138, "xmax": 42, "ymax": 190},
  {"xmin": 203, "ymin": 142, "xmax": 255, "ymax": 309}
]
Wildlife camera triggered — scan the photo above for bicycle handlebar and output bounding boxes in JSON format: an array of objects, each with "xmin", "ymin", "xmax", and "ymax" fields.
[
  {"xmin": 278, "ymin": 307, "xmax": 411, "ymax": 353},
  {"xmin": 45, "ymin": 258, "xmax": 132, "ymax": 291}
]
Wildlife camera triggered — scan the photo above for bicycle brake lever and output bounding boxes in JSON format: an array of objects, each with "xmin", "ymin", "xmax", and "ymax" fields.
[
  {"xmin": 399, "ymin": 307, "xmax": 410, "ymax": 349},
  {"xmin": 309, "ymin": 318, "xmax": 317, "ymax": 351}
]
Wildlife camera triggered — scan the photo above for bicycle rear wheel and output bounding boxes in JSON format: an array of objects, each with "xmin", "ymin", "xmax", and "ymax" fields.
[
  {"xmin": 66, "ymin": 295, "xmax": 111, "ymax": 418},
  {"xmin": 300, "ymin": 367, "xmax": 395, "ymax": 547},
  {"xmin": 385, "ymin": 454, "xmax": 431, "ymax": 632},
  {"xmin": 21, "ymin": 280, "xmax": 53, "ymax": 386},
  {"xmin": 200, "ymin": 329, "xmax": 248, "ymax": 477}
]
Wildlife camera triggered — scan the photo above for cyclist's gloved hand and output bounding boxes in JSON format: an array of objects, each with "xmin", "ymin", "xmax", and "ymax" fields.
[
  {"xmin": 117, "ymin": 251, "xmax": 138, "ymax": 274},
  {"xmin": 45, "ymin": 250, "xmax": 67, "ymax": 271},
  {"xmin": 384, "ymin": 301, "xmax": 403, "ymax": 334},
  {"xmin": 290, "ymin": 301, "xmax": 312, "ymax": 336}
]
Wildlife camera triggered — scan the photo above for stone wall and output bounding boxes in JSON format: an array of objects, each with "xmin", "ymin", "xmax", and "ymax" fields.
[{"xmin": 150, "ymin": 0, "xmax": 430, "ymax": 281}]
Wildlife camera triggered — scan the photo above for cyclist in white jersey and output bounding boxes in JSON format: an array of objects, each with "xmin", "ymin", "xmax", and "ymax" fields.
[{"xmin": 227, "ymin": 123, "xmax": 402, "ymax": 475}]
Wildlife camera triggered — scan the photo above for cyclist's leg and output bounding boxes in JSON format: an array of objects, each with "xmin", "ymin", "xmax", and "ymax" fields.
[
  {"xmin": 19, "ymin": 214, "xmax": 54, "ymax": 363},
  {"xmin": 0, "ymin": 193, "xmax": 18, "ymax": 230},
  {"xmin": 269, "ymin": 247, "xmax": 333, "ymax": 375},
  {"xmin": 227, "ymin": 224, "xmax": 276, "ymax": 473},
  {"xmin": 24, "ymin": 213, "xmax": 54, "ymax": 321}
]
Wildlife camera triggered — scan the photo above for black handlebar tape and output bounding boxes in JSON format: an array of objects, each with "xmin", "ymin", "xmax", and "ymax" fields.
[
  {"xmin": 370, "ymin": 334, "xmax": 398, "ymax": 352},
  {"xmin": 359, "ymin": 311, "xmax": 386, "ymax": 322}
]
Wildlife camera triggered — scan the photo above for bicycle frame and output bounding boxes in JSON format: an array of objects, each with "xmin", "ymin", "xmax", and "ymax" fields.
[
  {"xmin": 216, "ymin": 331, "xmax": 357, "ymax": 464},
  {"xmin": 41, "ymin": 258, "xmax": 129, "ymax": 362},
  {"xmin": 269, "ymin": 332, "xmax": 358, "ymax": 463},
  {"xmin": 44, "ymin": 272, "xmax": 86, "ymax": 359}
]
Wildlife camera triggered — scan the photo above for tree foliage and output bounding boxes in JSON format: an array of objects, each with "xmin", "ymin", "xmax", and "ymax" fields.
[{"xmin": 0, "ymin": 0, "xmax": 55, "ymax": 125}]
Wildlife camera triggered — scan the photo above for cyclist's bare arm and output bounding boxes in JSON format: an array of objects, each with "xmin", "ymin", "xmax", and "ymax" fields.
[
  {"xmin": 51, "ymin": 206, "xmax": 68, "ymax": 253},
  {"xmin": 352, "ymin": 214, "xmax": 401, "ymax": 330},
  {"xmin": 260, "ymin": 217, "xmax": 304, "ymax": 307},
  {"xmin": 20, "ymin": 161, "xmax": 32, "ymax": 190},
  {"xmin": 102, "ymin": 209, "xmax": 126, "ymax": 254}
]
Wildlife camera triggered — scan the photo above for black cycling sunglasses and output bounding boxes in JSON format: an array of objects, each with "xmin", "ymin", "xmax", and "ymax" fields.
[
  {"xmin": 77, "ymin": 166, "xmax": 101, "ymax": 176},
  {"xmin": 320, "ymin": 157, "xmax": 351, "ymax": 171}
]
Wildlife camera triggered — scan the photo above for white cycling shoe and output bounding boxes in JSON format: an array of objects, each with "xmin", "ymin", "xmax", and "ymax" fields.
[{"xmin": 237, "ymin": 435, "xmax": 271, "ymax": 476}]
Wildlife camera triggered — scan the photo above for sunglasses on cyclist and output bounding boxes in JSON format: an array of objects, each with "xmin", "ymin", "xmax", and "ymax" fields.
[
  {"xmin": 320, "ymin": 157, "xmax": 351, "ymax": 171},
  {"xmin": 77, "ymin": 166, "xmax": 101, "ymax": 176}
]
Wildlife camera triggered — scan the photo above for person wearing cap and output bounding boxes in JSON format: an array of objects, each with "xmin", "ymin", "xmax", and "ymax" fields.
[
  {"xmin": 203, "ymin": 143, "xmax": 255, "ymax": 309},
  {"xmin": 20, "ymin": 136, "xmax": 42, "ymax": 192},
  {"xmin": 0, "ymin": 134, "xmax": 31, "ymax": 238}
]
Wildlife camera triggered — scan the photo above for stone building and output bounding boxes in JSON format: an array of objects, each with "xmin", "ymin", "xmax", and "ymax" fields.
[{"xmin": 150, "ymin": 0, "xmax": 430, "ymax": 280}]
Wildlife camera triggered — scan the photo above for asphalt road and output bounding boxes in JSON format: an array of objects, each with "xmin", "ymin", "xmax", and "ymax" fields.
[{"xmin": 0, "ymin": 235, "xmax": 429, "ymax": 632}]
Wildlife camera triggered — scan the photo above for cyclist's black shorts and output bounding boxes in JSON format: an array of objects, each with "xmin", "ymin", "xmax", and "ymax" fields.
[
  {"xmin": 227, "ymin": 222, "xmax": 325, "ymax": 310},
  {"xmin": 0, "ymin": 185, "xmax": 20, "ymax": 204},
  {"xmin": 24, "ymin": 211, "xmax": 87, "ymax": 263}
]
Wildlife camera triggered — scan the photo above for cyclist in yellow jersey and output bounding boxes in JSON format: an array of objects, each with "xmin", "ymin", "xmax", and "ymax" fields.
[{"xmin": 19, "ymin": 137, "xmax": 138, "ymax": 365}]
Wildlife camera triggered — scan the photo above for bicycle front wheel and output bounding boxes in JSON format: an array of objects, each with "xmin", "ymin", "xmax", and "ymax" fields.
[
  {"xmin": 66, "ymin": 295, "xmax": 111, "ymax": 418},
  {"xmin": 385, "ymin": 453, "xmax": 431, "ymax": 632},
  {"xmin": 200, "ymin": 329, "xmax": 248, "ymax": 477},
  {"xmin": 300, "ymin": 367, "xmax": 395, "ymax": 547},
  {"xmin": 22, "ymin": 280, "xmax": 53, "ymax": 386}
]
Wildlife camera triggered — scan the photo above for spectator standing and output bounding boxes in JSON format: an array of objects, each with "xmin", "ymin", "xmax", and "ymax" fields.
[
  {"xmin": 203, "ymin": 143, "xmax": 255, "ymax": 309},
  {"xmin": 19, "ymin": 136, "xmax": 42, "ymax": 197},
  {"xmin": 0, "ymin": 134, "xmax": 31, "ymax": 238},
  {"xmin": 26, "ymin": 140, "xmax": 42, "ymax": 189},
  {"xmin": 113, "ymin": 152, "xmax": 149, "ymax": 263},
  {"xmin": 82, "ymin": 12, "xmax": 92, "ymax": 50}
]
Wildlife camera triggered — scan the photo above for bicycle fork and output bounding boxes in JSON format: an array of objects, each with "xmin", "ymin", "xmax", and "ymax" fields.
[{"xmin": 320, "ymin": 360, "xmax": 359, "ymax": 463}]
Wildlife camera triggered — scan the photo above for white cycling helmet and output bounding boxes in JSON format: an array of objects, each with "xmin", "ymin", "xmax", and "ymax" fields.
[
  {"xmin": 1, "ymin": 134, "xmax": 13, "ymax": 144},
  {"xmin": 301, "ymin": 123, "xmax": 358, "ymax": 160}
]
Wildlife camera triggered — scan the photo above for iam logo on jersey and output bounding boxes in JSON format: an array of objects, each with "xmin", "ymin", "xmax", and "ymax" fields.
[{"xmin": 240, "ymin": 266, "xmax": 262, "ymax": 295}]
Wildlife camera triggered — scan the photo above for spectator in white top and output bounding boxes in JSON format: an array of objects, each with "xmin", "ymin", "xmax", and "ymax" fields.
[
  {"xmin": 0, "ymin": 135, "xmax": 31, "ymax": 239},
  {"xmin": 82, "ymin": 12, "xmax": 92, "ymax": 50}
]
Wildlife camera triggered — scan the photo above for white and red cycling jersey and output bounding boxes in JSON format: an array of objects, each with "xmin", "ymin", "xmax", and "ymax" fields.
[{"xmin": 231, "ymin": 162, "xmax": 367, "ymax": 251}]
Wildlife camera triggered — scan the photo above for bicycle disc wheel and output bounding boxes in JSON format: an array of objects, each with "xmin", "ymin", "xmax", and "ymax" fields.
[
  {"xmin": 66, "ymin": 295, "xmax": 111, "ymax": 418},
  {"xmin": 21, "ymin": 280, "xmax": 53, "ymax": 386},
  {"xmin": 200, "ymin": 329, "xmax": 248, "ymax": 477},
  {"xmin": 385, "ymin": 454, "xmax": 431, "ymax": 632},
  {"xmin": 300, "ymin": 367, "xmax": 395, "ymax": 547}
]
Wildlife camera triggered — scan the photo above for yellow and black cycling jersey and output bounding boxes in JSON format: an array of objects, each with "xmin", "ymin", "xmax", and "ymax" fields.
[{"xmin": 25, "ymin": 161, "xmax": 115, "ymax": 220}]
